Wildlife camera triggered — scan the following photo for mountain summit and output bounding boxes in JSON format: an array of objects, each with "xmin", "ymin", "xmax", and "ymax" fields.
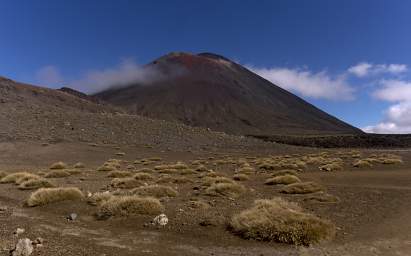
[{"xmin": 95, "ymin": 52, "xmax": 361, "ymax": 136}]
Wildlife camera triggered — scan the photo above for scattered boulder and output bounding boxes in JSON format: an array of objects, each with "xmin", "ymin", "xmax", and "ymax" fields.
[
  {"xmin": 153, "ymin": 214, "xmax": 168, "ymax": 226},
  {"xmin": 11, "ymin": 238, "xmax": 33, "ymax": 256}
]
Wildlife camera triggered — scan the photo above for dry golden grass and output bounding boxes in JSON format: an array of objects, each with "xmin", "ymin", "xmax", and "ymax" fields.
[
  {"xmin": 281, "ymin": 182, "xmax": 323, "ymax": 194},
  {"xmin": 87, "ymin": 192, "xmax": 113, "ymax": 206},
  {"xmin": 233, "ymin": 174, "xmax": 250, "ymax": 181},
  {"xmin": 18, "ymin": 178, "xmax": 55, "ymax": 190},
  {"xmin": 1, "ymin": 172, "xmax": 38, "ymax": 184},
  {"xmin": 27, "ymin": 187, "xmax": 84, "ymax": 207},
  {"xmin": 229, "ymin": 197, "xmax": 335, "ymax": 245},
  {"xmin": 132, "ymin": 185, "xmax": 178, "ymax": 198},
  {"xmin": 264, "ymin": 175, "xmax": 301, "ymax": 185},
  {"xmin": 111, "ymin": 178, "xmax": 143, "ymax": 189},
  {"xmin": 49, "ymin": 161, "xmax": 67, "ymax": 170},
  {"xmin": 205, "ymin": 182, "xmax": 245, "ymax": 197},
  {"xmin": 380, "ymin": 158, "xmax": 403, "ymax": 164},
  {"xmin": 107, "ymin": 171, "xmax": 133, "ymax": 178},
  {"xmin": 303, "ymin": 192, "xmax": 340, "ymax": 204},
  {"xmin": 99, "ymin": 195, "xmax": 164, "ymax": 217},
  {"xmin": 74, "ymin": 162, "xmax": 85, "ymax": 169},
  {"xmin": 44, "ymin": 170, "xmax": 71, "ymax": 178},
  {"xmin": 0, "ymin": 171, "xmax": 6, "ymax": 179}
]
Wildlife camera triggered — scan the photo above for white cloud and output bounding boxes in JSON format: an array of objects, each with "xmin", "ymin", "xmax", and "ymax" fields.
[
  {"xmin": 348, "ymin": 62, "xmax": 407, "ymax": 77},
  {"xmin": 69, "ymin": 58, "xmax": 167, "ymax": 93},
  {"xmin": 347, "ymin": 62, "xmax": 372, "ymax": 77},
  {"xmin": 35, "ymin": 65, "xmax": 64, "ymax": 87},
  {"xmin": 249, "ymin": 67, "xmax": 355, "ymax": 100},
  {"xmin": 365, "ymin": 80, "xmax": 411, "ymax": 133},
  {"xmin": 372, "ymin": 79, "xmax": 411, "ymax": 102}
]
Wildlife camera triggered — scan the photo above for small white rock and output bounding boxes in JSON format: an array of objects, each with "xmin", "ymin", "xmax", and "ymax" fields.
[
  {"xmin": 11, "ymin": 238, "xmax": 33, "ymax": 256},
  {"xmin": 153, "ymin": 214, "xmax": 168, "ymax": 226},
  {"xmin": 14, "ymin": 228, "xmax": 25, "ymax": 236}
]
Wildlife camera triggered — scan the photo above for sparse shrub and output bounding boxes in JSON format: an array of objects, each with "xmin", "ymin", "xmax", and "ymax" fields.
[
  {"xmin": 132, "ymin": 185, "xmax": 178, "ymax": 198},
  {"xmin": 27, "ymin": 187, "xmax": 84, "ymax": 207},
  {"xmin": 49, "ymin": 161, "xmax": 67, "ymax": 170},
  {"xmin": 265, "ymin": 175, "xmax": 301, "ymax": 185},
  {"xmin": 281, "ymin": 182, "xmax": 323, "ymax": 194},
  {"xmin": 111, "ymin": 178, "xmax": 143, "ymax": 189},
  {"xmin": 233, "ymin": 174, "xmax": 250, "ymax": 181},
  {"xmin": 19, "ymin": 179, "xmax": 55, "ymax": 190},
  {"xmin": 229, "ymin": 197, "xmax": 335, "ymax": 245},
  {"xmin": 74, "ymin": 162, "xmax": 85, "ymax": 169},
  {"xmin": 107, "ymin": 171, "xmax": 132, "ymax": 178},
  {"xmin": 205, "ymin": 182, "xmax": 245, "ymax": 197},
  {"xmin": 45, "ymin": 170, "xmax": 71, "ymax": 178},
  {"xmin": 99, "ymin": 196, "xmax": 164, "ymax": 217}
]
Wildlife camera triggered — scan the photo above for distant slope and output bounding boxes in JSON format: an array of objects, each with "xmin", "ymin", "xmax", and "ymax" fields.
[
  {"xmin": 0, "ymin": 76, "xmax": 265, "ymax": 150},
  {"xmin": 95, "ymin": 52, "xmax": 362, "ymax": 136}
]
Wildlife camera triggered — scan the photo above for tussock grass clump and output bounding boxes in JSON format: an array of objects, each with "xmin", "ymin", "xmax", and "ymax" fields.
[
  {"xmin": 233, "ymin": 174, "xmax": 250, "ymax": 181},
  {"xmin": 50, "ymin": 161, "xmax": 67, "ymax": 170},
  {"xmin": 45, "ymin": 170, "xmax": 71, "ymax": 178},
  {"xmin": 132, "ymin": 185, "xmax": 178, "ymax": 198},
  {"xmin": 97, "ymin": 165, "xmax": 116, "ymax": 172},
  {"xmin": 380, "ymin": 158, "xmax": 403, "ymax": 165},
  {"xmin": 194, "ymin": 165, "xmax": 208, "ymax": 172},
  {"xmin": 353, "ymin": 159, "xmax": 373, "ymax": 168},
  {"xmin": 271, "ymin": 169, "xmax": 298, "ymax": 177},
  {"xmin": 319, "ymin": 163, "xmax": 343, "ymax": 172},
  {"xmin": 135, "ymin": 168, "xmax": 154, "ymax": 173},
  {"xmin": 1, "ymin": 172, "xmax": 38, "ymax": 184},
  {"xmin": 0, "ymin": 171, "xmax": 6, "ymax": 179},
  {"xmin": 229, "ymin": 197, "xmax": 335, "ymax": 245},
  {"xmin": 148, "ymin": 157, "xmax": 162, "ymax": 162},
  {"xmin": 265, "ymin": 175, "xmax": 301, "ymax": 185},
  {"xmin": 206, "ymin": 182, "xmax": 245, "ymax": 197},
  {"xmin": 27, "ymin": 187, "xmax": 84, "ymax": 207},
  {"xmin": 203, "ymin": 176, "xmax": 234, "ymax": 186},
  {"xmin": 99, "ymin": 196, "xmax": 164, "ymax": 217},
  {"xmin": 281, "ymin": 182, "xmax": 323, "ymax": 194},
  {"xmin": 74, "ymin": 162, "xmax": 85, "ymax": 169},
  {"xmin": 133, "ymin": 173, "xmax": 154, "ymax": 181},
  {"xmin": 107, "ymin": 171, "xmax": 132, "ymax": 178},
  {"xmin": 88, "ymin": 192, "xmax": 113, "ymax": 206},
  {"xmin": 18, "ymin": 179, "xmax": 55, "ymax": 190},
  {"xmin": 115, "ymin": 152, "xmax": 126, "ymax": 156},
  {"xmin": 157, "ymin": 175, "xmax": 192, "ymax": 184},
  {"xmin": 111, "ymin": 178, "xmax": 143, "ymax": 189},
  {"xmin": 15, "ymin": 173, "xmax": 41, "ymax": 185},
  {"xmin": 236, "ymin": 166, "xmax": 255, "ymax": 175},
  {"xmin": 304, "ymin": 192, "xmax": 340, "ymax": 204}
]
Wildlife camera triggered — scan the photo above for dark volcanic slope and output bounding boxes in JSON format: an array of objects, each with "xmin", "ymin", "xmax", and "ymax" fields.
[{"xmin": 95, "ymin": 52, "xmax": 362, "ymax": 136}]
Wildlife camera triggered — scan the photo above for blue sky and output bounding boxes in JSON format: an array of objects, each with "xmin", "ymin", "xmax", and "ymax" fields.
[{"xmin": 1, "ymin": 0, "xmax": 411, "ymax": 133}]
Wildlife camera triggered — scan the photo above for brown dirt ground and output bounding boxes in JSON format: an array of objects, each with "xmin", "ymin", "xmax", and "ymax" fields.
[{"xmin": 1, "ymin": 142, "xmax": 411, "ymax": 256}]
